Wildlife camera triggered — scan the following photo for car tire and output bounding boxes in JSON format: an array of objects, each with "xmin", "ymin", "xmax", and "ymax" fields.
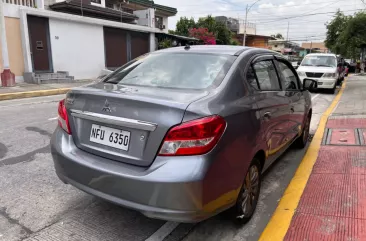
[
  {"xmin": 330, "ymin": 84, "xmax": 336, "ymax": 94},
  {"xmin": 295, "ymin": 113, "xmax": 311, "ymax": 148},
  {"xmin": 227, "ymin": 158, "xmax": 261, "ymax": 224}
]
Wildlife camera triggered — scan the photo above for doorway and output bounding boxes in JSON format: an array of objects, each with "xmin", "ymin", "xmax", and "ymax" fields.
[{"xmin": 27, "ymin": 15, "xmax": 52, "ymax": 72}]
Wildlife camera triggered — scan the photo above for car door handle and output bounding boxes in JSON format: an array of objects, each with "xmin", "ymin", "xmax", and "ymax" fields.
[{"xmin": 264, "ymin": 112, "xmax": 272, "ymax": 119}]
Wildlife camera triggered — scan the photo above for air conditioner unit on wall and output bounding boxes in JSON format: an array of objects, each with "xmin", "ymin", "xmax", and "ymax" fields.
[{"xmin": 158, "ymin": 24, "xmax": 165, "ymax": 30}]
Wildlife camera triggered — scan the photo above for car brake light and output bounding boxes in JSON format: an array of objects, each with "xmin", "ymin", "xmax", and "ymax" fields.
[
  {"xmin": 158, "ymin": 116, "xmax": 226, "ymax": 156},
  {"xmin": 58, "ymin": 99, "xmax": 71, "ymax": 134}
]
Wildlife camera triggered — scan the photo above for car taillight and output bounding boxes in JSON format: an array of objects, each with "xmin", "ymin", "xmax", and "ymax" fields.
[
  {"xmin": 58, "ymin": 99, "xmax": 71, "ymax": 134},
  {"xmin": 158, "ymin": 116, "xmax": 226, "ymax": 156}
]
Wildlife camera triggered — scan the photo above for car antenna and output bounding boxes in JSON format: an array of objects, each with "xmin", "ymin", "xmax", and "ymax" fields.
[{"xmin": 184, "ymin": 44, "xmax": 190, "ymax": 50}]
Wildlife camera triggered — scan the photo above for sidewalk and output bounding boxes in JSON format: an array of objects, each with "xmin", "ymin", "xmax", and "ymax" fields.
[
  {"xmin": 284, "ymin": 75, "xmax": 366, "ymax": 240},
  {"xmin": 0, "ymin": 80, "xmax": 93, "ymax": 101},
  {"xmin": 260, "ymin": 74, "xmax": 366, "ymax": 241}
]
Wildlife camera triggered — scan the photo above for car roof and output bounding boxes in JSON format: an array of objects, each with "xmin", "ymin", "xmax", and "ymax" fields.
[
  {"xmin": 155, "ymin": 45, "xmax": 254, "ymax": 56},
  {"xmin": 305, "ymin": 53, "xmax": 336, "ymax": 57}
]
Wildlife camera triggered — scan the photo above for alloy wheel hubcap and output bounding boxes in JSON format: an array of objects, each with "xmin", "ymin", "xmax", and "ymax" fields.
[{"xmin": 241, "ymin": 165, "xmax": 259, "ymax": 217}]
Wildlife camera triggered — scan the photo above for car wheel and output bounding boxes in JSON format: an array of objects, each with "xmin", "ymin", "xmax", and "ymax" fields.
[
  {"xmin": 295, "ymin": 113, "xmax": 311, "ymax": 148},
  {"xmin": 330, "ymin": 83, "xmax": 336, "ymax": 94},
  {"xmin": 229, "ymin": 158, "xmax": 261, "ymax": 223}
]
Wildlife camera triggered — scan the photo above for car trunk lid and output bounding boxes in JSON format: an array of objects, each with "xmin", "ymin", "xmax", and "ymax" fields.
[{"xmin": 66, "ymin": 82, "xmax": 209, "ymax": 166}]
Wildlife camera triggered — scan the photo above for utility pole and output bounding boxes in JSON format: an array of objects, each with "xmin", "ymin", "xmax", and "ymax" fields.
[
  {"xmin": 0, "ymin": 0, "xmax": 15, "ymax": 87},
  {"xmin": 286, "ymin": 22, "xmax": 289, "ymax": 41},
  {"xmin": 310, "ymin": 41, "xmax": 313, "ymax": 53},
  {"xmin": 243, "ymin": 0, "xmax": 261, "ymax": 46},
  {"xmin": 80, "ymin": 0, "xmax": 83, "ymax": 16}
]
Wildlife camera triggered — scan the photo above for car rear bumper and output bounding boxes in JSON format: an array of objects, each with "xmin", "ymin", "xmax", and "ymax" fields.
[
  {"xmin": 300, "ymin": 77, "xmax": 337, "ymax": 89},
  {"xmin": 51, "ymin": 127, "xmax": 236, "ymax": 222}
]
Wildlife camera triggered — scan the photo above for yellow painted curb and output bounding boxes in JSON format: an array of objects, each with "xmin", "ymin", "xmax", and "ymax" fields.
[
  {"xmin": 0, "ymin": 88, "xmax": 71, "ymax": 101},
  {"xmin": 259, "ymin": 81, "xmax": 347, "ymax": 241}
]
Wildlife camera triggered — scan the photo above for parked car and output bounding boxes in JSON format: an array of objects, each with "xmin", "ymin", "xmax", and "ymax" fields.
[
  {"xmin": 297, "ymin": 53, "xmax": 341, "ymax": 94},
  {"xmin": 51, "ymin": 46, "xmax": 315, "ymax": 223}
]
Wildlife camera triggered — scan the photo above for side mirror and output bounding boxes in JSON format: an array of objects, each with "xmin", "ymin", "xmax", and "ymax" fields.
[
  {"xmin": 297, "ymin": 61, "xmax": 301, "ymax": 66},
  {"xmin": 303, "ymin": 78, "xmax": 317, "ymax": 91}
]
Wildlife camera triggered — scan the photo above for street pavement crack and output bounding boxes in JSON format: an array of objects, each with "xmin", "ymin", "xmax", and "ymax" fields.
[
  {"xmin": 0, "ymin": 144, "xmax": 50, "ymax": 168},
  {"xmin": 0, "ymin": 127, "xmax": 52, "ymax": 167},
  {"xmin": 0, "ymin": 142, "xmax": 8, "ymax": 159},
  {"xmin": 25, "ymin": 126, "xmax": 53, "ymax": 138},
  {"xmin": 0, "ymin": 207, "xmax": 33, "ymax": 235}
]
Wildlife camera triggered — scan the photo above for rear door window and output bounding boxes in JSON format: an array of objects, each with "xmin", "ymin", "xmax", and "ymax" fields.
[
  {"xmin": 252, "ymin": 60, "xmax": 281, "ymax": 91},
  {"xmin": 276, "ymin": 61, "xmax": 300, "ymax": 90},
  {"xmin": 246, "ymin": 66, "xmax": 259, "ymax": 91},
  {"xmin": 104, "ymin": 53, "xmax": 236, "ymax": 90}
]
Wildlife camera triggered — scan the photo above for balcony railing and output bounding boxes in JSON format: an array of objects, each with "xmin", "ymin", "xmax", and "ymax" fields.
[{"xmin": 2, "ymin": 0, "xmax": 36, "ymax": 8}]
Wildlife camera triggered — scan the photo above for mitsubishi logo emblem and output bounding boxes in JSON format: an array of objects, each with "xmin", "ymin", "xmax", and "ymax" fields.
[{"xmin": 102, "ymin": 100, "xmax": 111, "ymax": 112}]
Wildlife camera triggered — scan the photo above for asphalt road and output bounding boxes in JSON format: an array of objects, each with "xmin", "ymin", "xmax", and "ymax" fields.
[{"xmin": 0, "ymin": 91, "xmax": 336, "ymax": 241}]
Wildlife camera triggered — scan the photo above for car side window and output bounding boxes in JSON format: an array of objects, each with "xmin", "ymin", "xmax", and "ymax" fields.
[
  {"xmin": 277, "ymin": 61, "xmax": 300, "ymax": 90},
  {"xmin": 252, "ymin": 60, "xmax": 281, "ymax": 91},
  {"xmin": 246, "ymin": 66, "xmax": 259, "ymax": 90}
]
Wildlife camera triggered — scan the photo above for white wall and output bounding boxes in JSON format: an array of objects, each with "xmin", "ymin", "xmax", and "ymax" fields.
[
  {"xmin": 134, "ymin": 9, "xmax": 149, "ymax": 27},
  {"xmin": 134, "ymin": 8, "xmax": 154, "ymax": 28},
  {"xmin": 162, "ymin": 16, "xmax": 168, "ymax": 33},
  {"xmin": 49, "ymin": 18, "xmax": 105, "ymax": 79},
  {"xmin": 238, "ymin": 23, "xmax": 256, "ymax": 35},
  {"xmin": 91, "ymin": 0, "xmax": 106, "ymax": 8}
]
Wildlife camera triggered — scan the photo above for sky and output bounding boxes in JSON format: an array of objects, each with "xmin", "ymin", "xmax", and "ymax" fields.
[{"xmin": 155, "ymin": 0, "xmax": 365, "ymax": 43}]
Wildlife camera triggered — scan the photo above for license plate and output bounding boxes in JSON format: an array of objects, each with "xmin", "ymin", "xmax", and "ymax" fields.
[{"xmin": 90, "ymin": 124, "xmax": 131, "ymax": 151}]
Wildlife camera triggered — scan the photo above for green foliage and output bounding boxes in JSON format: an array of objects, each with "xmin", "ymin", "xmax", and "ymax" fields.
[
  {"xmin": 197, "ymin": 15, "xmax": 217, "ymax": 33},
  {"xmin": 168, "ymin": 30, "xmax": 176, "ymax": 35},
  {"xmin": 325, "ymin": 10, "xmax": 366, "ymax": 58},
  {"xmin": 325, "ymin": 10, "xmax": 350, "ymax": 55},
  {"xmin": 175, "ymin": 17, "xmax": 196, "ymax": 36},
  {"xmin": 231, "ymin": 39, "xmax": 240, "ymax": 46},
  {"xmin": 215, "ymin": 21, "xmax": 232, "ymax": 45},
  {"xmin": 158, "ymin": 39, "xmax": 172, "ymax": 49},
  {"xmin": 174, "ymin": 15, "xmax": 235, "ymax": 45}
]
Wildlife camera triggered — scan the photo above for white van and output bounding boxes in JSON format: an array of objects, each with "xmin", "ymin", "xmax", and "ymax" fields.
[{"xmin": 297, "ymin": 53, "xmax": 340, "ymax": 94}]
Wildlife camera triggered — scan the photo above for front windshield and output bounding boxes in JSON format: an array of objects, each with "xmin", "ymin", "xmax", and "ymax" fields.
[
  {"xmin": 300, "ymin": 55, "xmax": 337, "ymax": 67},
  {"xmin": 104, "ymin": 53, "xmax": 236, "ymax": 90}
]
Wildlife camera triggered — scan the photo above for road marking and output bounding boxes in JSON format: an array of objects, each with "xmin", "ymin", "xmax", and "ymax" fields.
[
  {"xmin": 259, "ymin": 80, "xmax": 347, "ymax": 241},
  {"xmin": 48, "ymin": 117, "xmax": 58, "ymax": 121},
  {"xmin": 145, "ymin": 222, "xmax": 179, "ymax": 241},
  {"xmin": 311, "ymin": 93, "xmax": 320, "ymax": 101}
]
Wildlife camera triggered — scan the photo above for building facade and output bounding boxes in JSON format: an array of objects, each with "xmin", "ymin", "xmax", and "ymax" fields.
[
  {"xmin": 301, "ymin": 42, "xmax": 329, "ymax": 53},
  {"xmin": 268, "ymin": 40, "xmax": 303, "ymax": 56},
  {"xmin": 0, "ymin": 0, "xmax": 176, "ymax": 83}
]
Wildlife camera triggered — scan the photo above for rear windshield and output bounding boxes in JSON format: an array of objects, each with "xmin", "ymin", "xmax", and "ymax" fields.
[
  {"xmin": 104, "ymin": 53, "xmax": 236, "ymax": 90},
  {"xmin": 301, "ymin": 55, "xmax": 337, "ymax": 67}
]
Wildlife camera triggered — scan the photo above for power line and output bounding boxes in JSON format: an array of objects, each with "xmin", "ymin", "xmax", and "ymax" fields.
[
  {"xmin": 254, "ymin": 8, "xmax": 364, "ymax": 24},
  {"xmin": 256, "ymin": 19, "xmax": 330, "ymax": 25},
  {"xmin": 178, "ymin": 0, "xmax": 343, "ymax": 13}
]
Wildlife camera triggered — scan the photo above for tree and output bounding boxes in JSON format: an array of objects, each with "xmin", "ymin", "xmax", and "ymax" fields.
[
  {"xmin": 339, "ymin": 12, "xmax": 366, "ymax": 59},
  {"xmin": 215, "ymin": 21, "xmax": 232, "ymax": 45},
  {"xmin": 325, "ymin": 10, "xmax": 350, "ymax": 55},
  {"xmin": 175, "ymin": 17, "xmax": 196, "ymax": 36},
  {"xmin": 196, "ymin": 15, "xmax": 232, "ymax": 45},
  {"xmin": 197, "ymin": 15, "xmax": 217, "ymax": 33},
  {"xmin": 271, "ymin": 33, "xmax": 284, "ymax": 39},
  {"xmin": 173, "ymin": 15, "xmax": 236, "ymax": 45},
  {"xmin": 189, "ymin": 28, "xmax": 216, "ymax": 45}
]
